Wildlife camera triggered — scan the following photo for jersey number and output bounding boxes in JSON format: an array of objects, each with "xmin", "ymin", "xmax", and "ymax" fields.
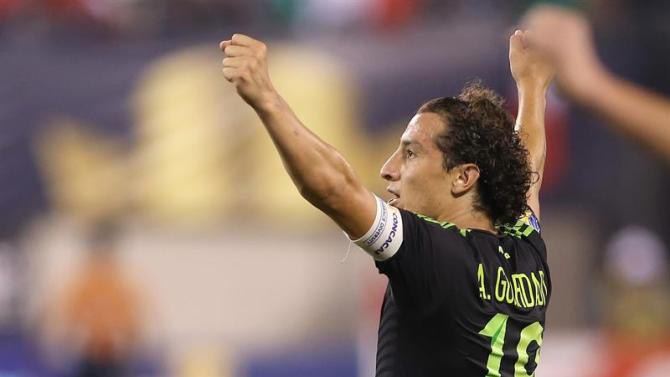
[{"xmin": 478, "ymin": 313, "xmax": 543, "ymax": 377}]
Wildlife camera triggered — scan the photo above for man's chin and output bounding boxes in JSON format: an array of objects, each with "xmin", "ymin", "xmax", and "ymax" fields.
[{"xmin": 388, "ymin": 198, "xmax": 402, "ymax": 208}]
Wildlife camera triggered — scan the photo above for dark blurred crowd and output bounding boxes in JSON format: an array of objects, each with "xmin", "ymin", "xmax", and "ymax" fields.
[
  {"xmin": 0, "ymin": 1, "xmax": 666, "ymax": 32},
  {"xmin": 0, "ymin": 0, "xmax": 526, "ymax": 38},
  {"xmin": 0, "ymin": 0, "xmax": 261, "ymax": 37}
]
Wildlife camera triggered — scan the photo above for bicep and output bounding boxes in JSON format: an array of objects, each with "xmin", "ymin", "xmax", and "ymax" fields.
[
  {"xmin": 527, "ymin": 152, "xmax": 544, "ymax": 220},
  {"xmin": 526, "ymin": 193, "xmax": 541, "ymax": 221},
  {"xmin": 519, "ymin": 127, "xmax": 545, "ymax": 221}
]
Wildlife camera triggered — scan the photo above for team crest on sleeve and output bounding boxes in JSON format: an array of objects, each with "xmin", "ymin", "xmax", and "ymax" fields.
[
  {"xmin": 518, "ymin": 211, "xmax": 541, "ymax": 233},
  {"xmin": 528, "ymin": 213, "xmax": 541, "ymax": 233}
]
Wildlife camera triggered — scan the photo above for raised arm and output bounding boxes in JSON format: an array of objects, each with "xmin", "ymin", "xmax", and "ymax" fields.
[
  {"xmin": 524, "ymin": 5, "xmax": 670, "ymax": 163},
  {"xmin": 509, "ymin": 30, "xmax": 555, "ymax": 220},
  {"xmin": 583, "ymin": 71, "xmax": 670, "ymax": 162},
  {"xmin": 219, "ymin": 34, "xmax": 376, "ymax": 238}
]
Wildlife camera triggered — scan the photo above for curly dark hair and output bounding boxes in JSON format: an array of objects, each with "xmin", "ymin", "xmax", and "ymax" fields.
[{"xmin": 418, "ymin": 81, "xmax": 533, "ymax": 225}]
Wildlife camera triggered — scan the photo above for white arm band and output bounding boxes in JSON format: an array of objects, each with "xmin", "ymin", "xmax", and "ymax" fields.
[{"xmin": 350, "ymin": 196, "xmax": 404, "ymax": 261}]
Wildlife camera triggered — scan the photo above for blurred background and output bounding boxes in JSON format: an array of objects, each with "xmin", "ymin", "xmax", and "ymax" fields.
[{"xmin": 1, "ymin": 0, "xmax": 669, "ymax": 376}]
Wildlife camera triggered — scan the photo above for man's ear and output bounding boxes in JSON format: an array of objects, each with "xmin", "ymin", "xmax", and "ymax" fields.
[{"xmin": 451, "ymin": 163, "xmax": 480, "ymax": 196}]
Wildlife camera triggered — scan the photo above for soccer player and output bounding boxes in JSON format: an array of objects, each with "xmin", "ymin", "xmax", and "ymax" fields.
[
  {"xmin": 219, "ymin": 30, "xmax": 553, "ymax": 376},
  {"xmin": 524, "ymin": 5, "xmax": 670, "ymax": 163}
]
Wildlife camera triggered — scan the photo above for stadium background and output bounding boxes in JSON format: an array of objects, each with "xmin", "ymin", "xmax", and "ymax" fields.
[{"xmin": 1, "ymin": 0, "xmax": 669, "ymax": 376}]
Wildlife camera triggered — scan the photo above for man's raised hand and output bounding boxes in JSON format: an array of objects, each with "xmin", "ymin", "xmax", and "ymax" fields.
[
  {"xmin": 219, "ymin": 34, "xmax": 278, "ymax": 110},
  {"xmin": 509, "ymin": 29, "xmax": 555, "ymax": 93}
]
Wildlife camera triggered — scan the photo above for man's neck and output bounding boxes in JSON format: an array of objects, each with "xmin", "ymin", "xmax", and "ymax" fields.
[{"xmin": 437, "ymin": 207, "xmax": 496, "ymax": 233}]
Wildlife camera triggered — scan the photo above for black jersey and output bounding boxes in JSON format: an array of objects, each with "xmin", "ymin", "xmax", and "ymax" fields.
[{"xmin": 373, "ymin": 209, "xmax": 551, "ymax": 377}]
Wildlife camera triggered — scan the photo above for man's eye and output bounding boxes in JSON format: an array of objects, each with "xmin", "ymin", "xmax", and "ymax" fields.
[{"xmin": 406, "ymin": 150, "xmax": 415, "ymax": 158}]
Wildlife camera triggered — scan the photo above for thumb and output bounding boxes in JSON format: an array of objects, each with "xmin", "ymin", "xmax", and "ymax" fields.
[
  {"xmin": 509, "ymin": 29, "xmax": 525, "ymax": 53},
  {"xmin": 518, "ymin": 30, "xmax": 529, "ymax": 48}
]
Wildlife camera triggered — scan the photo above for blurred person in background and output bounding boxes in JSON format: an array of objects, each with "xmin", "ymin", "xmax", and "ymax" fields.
[
  {"xmin": 49, "ymin": 226, "xmax": 143, "ymax": 377},
  {"xmin": 218, "ymin": 30, "xmax": 554, "ymax": 376},
  {"xmin": 597, "ymin": 226, "xmax": 670, "ymax": 377},
  {"xmin": 523, "ymin": 5, "xmax": 670, "ymax": 163}
]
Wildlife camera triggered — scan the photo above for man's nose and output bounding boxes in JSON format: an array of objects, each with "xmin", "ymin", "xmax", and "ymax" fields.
[{"xmin": 380, "ymin": 152, "xmax": 400, "ymax": 181}]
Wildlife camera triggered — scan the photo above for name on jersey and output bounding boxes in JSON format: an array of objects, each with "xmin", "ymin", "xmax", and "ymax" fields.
[{"xmin": 477, "ymin": 263, "xmax": 548, "ymax": 309}]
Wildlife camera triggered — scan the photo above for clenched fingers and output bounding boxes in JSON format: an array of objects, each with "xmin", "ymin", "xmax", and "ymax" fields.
[
  {"xmin": 219, "ymin": 40, "xmax": 231, "ymax": 51},
  {"xmin": 231, "ymin": 33, "xmax": 260, "ymax": 47},
  {"xmin": 222, "ymin": 57, "xmax": 245, "ymax": 68},
  {"xmin": 221, "ymin": 67, "xmax": 248, "ymax": 83},
  {"xmin": 223, "ymin": 45, "xmax": 253, "ymax": 58}
]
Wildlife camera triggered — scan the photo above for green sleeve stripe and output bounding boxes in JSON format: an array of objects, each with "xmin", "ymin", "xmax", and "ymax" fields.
[
  {"xmin": 498, "ymin": 214, "xmax": 538, "ymax": 238},
  {"xmin": 522, "ymin": 224, "xmax": 534, "ymax": 236}
]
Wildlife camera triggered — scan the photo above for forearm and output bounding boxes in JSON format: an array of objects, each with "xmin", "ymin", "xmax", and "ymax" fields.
[
  {"xmin": 220, "ymin": 34, "xmax": 376, "ymax": 237},
  {"xmin": 581, "ymin": 71, "xmax": 670, "ymax": 162},
  {"xmin": 254, "ymin": 94, "xmax": 362, "ymax": 210},
  {"xmin": 516, "ymin": 84, "xmax": 548, "ymax": 175}
]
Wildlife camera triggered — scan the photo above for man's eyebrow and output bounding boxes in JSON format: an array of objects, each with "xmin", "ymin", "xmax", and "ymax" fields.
[{"xmin": 401, "ymin": 139, "xmax": 423, "ymax": 150}]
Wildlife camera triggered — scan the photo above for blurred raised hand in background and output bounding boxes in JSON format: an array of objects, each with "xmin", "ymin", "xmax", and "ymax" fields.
[{"xmin": 523, "ymin": 5, "xmax": 670, "ymax": 163}]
